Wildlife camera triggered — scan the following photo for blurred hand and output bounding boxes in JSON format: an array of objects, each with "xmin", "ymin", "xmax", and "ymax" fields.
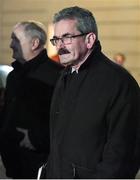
[{"xmin": 16, "ymin": 127, "xmax": 36, "ymax": 150}]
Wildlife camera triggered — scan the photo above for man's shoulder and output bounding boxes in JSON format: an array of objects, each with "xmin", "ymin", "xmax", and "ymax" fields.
[
  {"xmin": 104, "ymin": 58, "xmax": 138, "ymax": 86},
  {"xmin": 91, "ymin": 53, "xmax": 139, "ymax": 88},
  {"xmin": 29, "ymin": 58, "xmax": 63, "ymax": 86},
  {"xmin": 39, "ymin": 57, "xmax": 63, "ymax": 73}
]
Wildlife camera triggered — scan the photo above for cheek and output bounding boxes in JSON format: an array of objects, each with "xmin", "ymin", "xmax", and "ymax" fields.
[
  {"xmin": 19, "ymin": 44, "xmax": 25, "ymax": 53},
  {"xmin": 21, "ymin": 43, "xmax": 30, "ymax": 53},
  {"xmin": 71, "ymin": 44, "xmax": 85, "ymax": 58},
  {"xmin": 18, "ymin": 44, "xmax": 30, "ymax": 59},
  {"xmin": 22, "ymin": 47, "xmax": 31, "ymax": 58},
  {"xmin": 16, "ymin": 44, "xmax": 23, "ymax": 56},
  {"xmin": 68, "ymin": 44, "xmax": 79, "ymax": 55}
]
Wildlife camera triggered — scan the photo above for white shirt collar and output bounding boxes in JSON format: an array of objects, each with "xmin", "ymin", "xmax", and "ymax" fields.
[{"xmin": 71, "ymin": 67, "xmax": 78, "ymax": 74}]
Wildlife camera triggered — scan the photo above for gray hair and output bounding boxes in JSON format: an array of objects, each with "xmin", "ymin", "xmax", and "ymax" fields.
[
  {"xmin": 53, "ymin": 6, "xmax": 98, "ymax": 40},
  {"xmin": 15, "ymin": 21, "xmax": 47, "ymax": 46}
]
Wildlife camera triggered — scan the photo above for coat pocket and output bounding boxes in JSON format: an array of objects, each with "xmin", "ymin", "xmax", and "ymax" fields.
[{"xmin": 72, "ymin": 163, "xmax": 95, "ymax": 179}]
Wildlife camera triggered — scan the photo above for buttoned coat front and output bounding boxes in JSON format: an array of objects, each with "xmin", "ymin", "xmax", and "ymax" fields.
[{"xmin": 45, "ymin": 42, "xmax": 140, "ymax": 179}]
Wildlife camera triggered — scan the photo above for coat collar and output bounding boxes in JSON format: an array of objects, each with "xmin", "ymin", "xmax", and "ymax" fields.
[
  {"xmin": 63, "ymin": 40, "xmax": 102, "ymax": 74},
  {"xmin": 79, "ymin": 40, "xmax": 102, "ymax": 71},
  {"xmin": 11, "ymin": 49, "xmax": 48, "ymax": 72}
]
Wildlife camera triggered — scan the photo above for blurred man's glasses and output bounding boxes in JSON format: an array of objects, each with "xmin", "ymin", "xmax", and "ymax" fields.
[{"xmin": 50, "ymin": 33, "xmax": 88, "ymax": 46}]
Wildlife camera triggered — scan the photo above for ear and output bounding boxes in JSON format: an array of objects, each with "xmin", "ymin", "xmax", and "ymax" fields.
[
  {"xmin": 31, "ymin": 38, "xmax": 40, "ymax": 51},
  {"xmin": 85, "ymin": 33, "xmax": 96, "ymax": 49}
]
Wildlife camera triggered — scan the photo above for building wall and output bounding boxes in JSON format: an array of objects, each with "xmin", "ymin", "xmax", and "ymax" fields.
[{"xmin": 0, "ymin": 0, "xmax": 140, "ymax": 83}]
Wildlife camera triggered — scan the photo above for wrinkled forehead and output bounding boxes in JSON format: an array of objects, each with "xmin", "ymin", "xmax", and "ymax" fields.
[
  {"xmin": 54, "ymin": 19, "xmax": 79, "ymax": 36},
  {"xmin": 12, "ymin": 25, "xmax": 26, "ymax": 40}
]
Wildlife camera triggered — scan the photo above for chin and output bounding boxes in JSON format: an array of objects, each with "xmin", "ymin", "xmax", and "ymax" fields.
[
  {"xmin": 12, "ymin": 54, "xmax": 18, "ymax": 59},
  {"xmin": 60, "ymin": 58, "xmax": 70, "ymax": 64}
]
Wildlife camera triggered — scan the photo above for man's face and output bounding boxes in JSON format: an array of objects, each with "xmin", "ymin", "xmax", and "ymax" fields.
[
  {"xmin": 53, "ymin": 19, "xmax": 89, "ymax": 66},
  {"xmin": 10, "ymin": 25, "xmax": 32, "ymax": 63}
]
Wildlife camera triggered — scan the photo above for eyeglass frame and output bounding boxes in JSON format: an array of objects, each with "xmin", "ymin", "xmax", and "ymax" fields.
[{"xmin": 50, "ymin": 33, "xmax": 89, "ymax": 46}]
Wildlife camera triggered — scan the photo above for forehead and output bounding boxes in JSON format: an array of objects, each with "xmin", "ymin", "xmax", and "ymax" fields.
[
  {"xmin": 12, "ymin": 25, "xmax": 26, "ymax": 40},
  {"xmin": 54, "ymin": 19, "xmax": 80, "ymax": 36},
  {"xmin": 116, "ymin": 55, "xmax": 124, "ymax": 60}
]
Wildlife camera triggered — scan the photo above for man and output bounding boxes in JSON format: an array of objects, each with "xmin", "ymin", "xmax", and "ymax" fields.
[
  {"xmin": 0, "ymin": 21, "xmax": 63, "ymax": 178},
  {"xmin": 0, "ymin": 65, "xmax": 13, "ymax": 117},
  {"xmin": 41, "ymin": 6, "xmax": 140, "ymax": 179}
]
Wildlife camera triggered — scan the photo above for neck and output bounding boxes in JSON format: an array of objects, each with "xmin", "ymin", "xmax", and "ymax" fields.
[
  {"xmin": 26, "ymin": 47, "xmax": 44, "ymax": 61},
  {"xmin": 72, "ymin": 49, "xmax": 93, "ymax": 70}
]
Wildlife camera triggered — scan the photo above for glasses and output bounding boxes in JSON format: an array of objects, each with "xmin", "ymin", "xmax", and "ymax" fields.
[{"xmin": 50, "ymin": 33, "xmax": 88, "ymax": 46}]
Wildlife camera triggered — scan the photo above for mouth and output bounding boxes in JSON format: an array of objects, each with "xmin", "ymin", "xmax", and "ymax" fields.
[{"xmin": 58, "ymin": 48, "xmax": 70, "ymax": 55}]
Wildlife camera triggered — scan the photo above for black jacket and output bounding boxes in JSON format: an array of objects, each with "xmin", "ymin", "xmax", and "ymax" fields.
[
  {"xmin": 45, "ymin": 42, "xmax": 140, "ymax": 179},
  {"xmin": 0, "ymin": 49, "xmax": 63, "ymax": 178}
]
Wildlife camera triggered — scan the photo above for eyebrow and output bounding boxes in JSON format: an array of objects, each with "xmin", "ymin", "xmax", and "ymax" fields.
[{"xmin": 53, "ymin": 33, "xmax": 74, "ymax": 39}]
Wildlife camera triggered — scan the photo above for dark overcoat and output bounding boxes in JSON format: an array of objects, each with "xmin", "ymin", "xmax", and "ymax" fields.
[
  {"xmin": 45, "ymin": 42, "xmax": 140, "ymax": 178},
  {"xmin": 0, "ymin": 49, "xmax": 63, "ymax": 178}
]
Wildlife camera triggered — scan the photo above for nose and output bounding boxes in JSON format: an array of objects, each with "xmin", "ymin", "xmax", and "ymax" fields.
[
  {"xmin": 10, "ymin": 40, "xmax": 14, "ymax": 49},
  {"xmin": 56, "ymin": 39, "xmax": 65, "ymax": 49}
]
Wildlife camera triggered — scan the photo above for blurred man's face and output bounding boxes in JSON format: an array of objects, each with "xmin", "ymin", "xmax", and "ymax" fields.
[
  {"xmin": 114, "ymin": 55, "xmax": 125, "ymax": 66},
  {"xmin": 10, "ymin": 25, "xmax": 32, "ymax": 63}
]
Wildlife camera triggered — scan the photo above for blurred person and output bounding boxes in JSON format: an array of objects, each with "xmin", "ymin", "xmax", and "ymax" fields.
[
  {"xmin": 39, "ymin": 6, "xmax": 140, "ymax": 179},
  {"xmin": 0, "ymin": 65, "xmax": 13, "ymax": 125},
  {"xmin": 0, "ymin": 21, "xmax": 63, "ymax": 178},
  {"xmin": 113, "ymin": 52, "xmax": 126, "ymax": 66},
  {"xmin": 0, "ymin": 69, "xmax": 6, "ymax": 120},
  {"xmin": 0, "ymin": 65, "xmax": 13, "ymax": 88},
  {"xmin": 0, "ymin": 87, "xmax": 5, "ymax": 118}
]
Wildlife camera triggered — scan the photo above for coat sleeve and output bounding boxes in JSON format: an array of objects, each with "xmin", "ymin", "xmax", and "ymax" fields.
[{"xmin": 93, "ymin": 77, "xmax": 140, "ymax": 178}]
